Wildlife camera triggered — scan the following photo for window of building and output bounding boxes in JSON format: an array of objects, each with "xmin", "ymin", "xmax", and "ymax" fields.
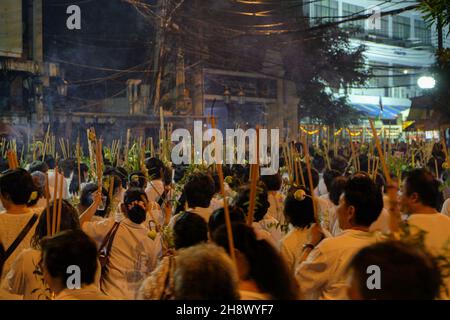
[
  {"xmin": 313, "ymin": 0, "xmax": 339, "ymax": 23},
  {"xmin": 393, "ymin": 16, "xmax": 411, "ymax": 40},
  {"xmin": 342, "ymin": 3, "xmax": 365, "ymax": 31},
  {"xmin": 368, "ymin": 15, "xmax": 389, "ymax": 38},
  {"xmin": 414, "ymin": 19, "xmax": 431, "ymax": 45}
]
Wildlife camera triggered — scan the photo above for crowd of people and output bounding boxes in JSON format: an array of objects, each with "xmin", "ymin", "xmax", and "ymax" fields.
[{"xmin": 0, "ymin": 138, "xmax": 449, "ymax": 300}]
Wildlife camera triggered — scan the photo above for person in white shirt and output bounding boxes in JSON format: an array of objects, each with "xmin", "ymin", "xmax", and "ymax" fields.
[
  {"xmin": 400, "ymin": 168, "xmax": 450, "ymax": 298},
  {"xmin": 4, "ymin": 199, "xmax": 99, "ymax": 300},
  {"xmin": 170, "ymin": 172, "xmax": 216, "ymax": 225},
  {"xmin": 233, "ymin": 183, "xmax": 283, "ymax": 245},
  {"xmin": 295, "ymin": 174, "xmax": 385, "ymax": 300},
  {"xmin": 261, "ymin": 173, "xmax": 286, "ymax": 225},
  {"xmin": 44, "ymin": 155, "xmax": 69, "ymax": 200},
  {"xmin": 279, "ymin": 187, "xmax": 315, "ymax": 276},
  {"xmin": 144, "ymin": 158, "xmax": 166, "ymax": 203},
  {"xmin": 82, "ymin": 188, "xmax": 162, "ymax": 299},
  {"xmin": 441, "ymin": 198, "xmax": 450, "ymax": 217},
  {"xmin": 41, "ymin": 229, "xmax": 112, "ymax": 300},
  {"xmin": 0, "ymin": 169, "xmax": 41, "ymax": 299},
  {"xmin": 347, "ymin": 240, "xmax": 442, "ymax": 300}
]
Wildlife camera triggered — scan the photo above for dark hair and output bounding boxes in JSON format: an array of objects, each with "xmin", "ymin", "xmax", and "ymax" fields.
[
  {"xmin": 349, "ymin": 241, "xmax": 442, "ymax": 300},
  {"xmin": 174, "ymin": 165, "xmax": 188, "ymax": 183},
  {"xmin": 43, "ymin": 155, "xmax": 55, "ymax": 170},
  {"xmin": 173, "ymin": 212, "xmax": 208, "ymax": 250},
  {"xmin": 284, "ymin": 187, "xmax": 315, "ymax": 228},
  {"xmin": 115, "ymin": 167, "xmax": 129, "ymax": 189},
  {"xmin": 28, "ymin": 161, "xmax": 49, "ymax": 174},
  {"xmin": 69, "ymin": 163, "xmax": 89, "ymax": 195},
  {"xmin": 163, "ymin": 166, "xmax": 172, "ymax": 186},
  {"xmin": 312, "ymin": 155, "xmax": 325, "ymax": 173},
  {"xmin": 208, "ymin": 206, "xmax": 245, "ymax": 234},
  {"xmin": 184, "ymin": 172, "xmax": 215, "ymax": 208},
  {"xmin": 41, "ymin": 230, "xmax": 98, "ymax": 286},
  {"xmin": 404, "ymin": 168, "xmax": 442, "ymax": 210},
  {"xmin": 0, "ymin": 168, "xmax": 38, "ymax": 205},
  {"xmin": 329, "ymin": 176, "xmax": 348, "ymax": 206},
  {"xmin": 103, "ymin": 173, "xmax": 122, "ymax": 195},
  {"xmin": 31, "ymin": 200, "xmax": 81, "ymax": 249},
  {"xmin": 59, "ymin": 158, "xmax": 75, "ymax": 178},
  {"xmin": 233, "ymin": 183, "xmax": 270, "ymax": 222},
  {"xmin": 79, "ymin": 183, "xmax": 109, "ymax": 218},
  {"xmin": 301, "ymin": 166, "xmax": 319, "ymax": 191},
  {"xmin": 343, "ymin": 175, "xmax": 383, "ymax": 227},
  {"xmin": 30, "ymin": 171, "xmax": 46, "ymax": 205},
  {"xmin": 123, "ymin": 188, "xmax": 147, "ymax": 224},
  {"xmin": 128, "ymin": 171, "xmax": 147, "ymax": 189},
  {"xmin": 323, "ymin": 169, "xmax": 341, "ymax": 192},
  {"xmin": 260, "ymin": 173, "xmax": 282, "ymax": 191},
  {"xmin": 330, "ymin": 156, "xmax": 347, "ymax": 174},
  {"xmin": 213, "ymin": 223, "xmax": 298, "ymax": 300},
  {"xmin": 145, "ymin": 157, "xmax": 164, "ymax": 179}
]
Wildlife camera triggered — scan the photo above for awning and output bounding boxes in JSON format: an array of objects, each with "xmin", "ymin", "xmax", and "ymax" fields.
[{"xmin": 350, "ymin": 103, "xmax": 409, "ymax": 120}]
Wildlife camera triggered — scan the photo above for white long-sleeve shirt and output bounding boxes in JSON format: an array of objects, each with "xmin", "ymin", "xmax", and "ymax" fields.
[{"xmin": 295, "ymin": 229, "xmax": 384, "ymax": 300}]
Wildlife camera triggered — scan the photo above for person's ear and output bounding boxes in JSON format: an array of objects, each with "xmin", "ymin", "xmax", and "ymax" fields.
[{"xmin": 347, "ymin": 205, "xmax": 356, "ymax": 225}]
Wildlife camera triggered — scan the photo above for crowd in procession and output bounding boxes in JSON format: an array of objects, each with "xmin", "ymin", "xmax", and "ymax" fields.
[{"xmin": 0, "ymin": 136, "xmax": 449, "ymax": 300}]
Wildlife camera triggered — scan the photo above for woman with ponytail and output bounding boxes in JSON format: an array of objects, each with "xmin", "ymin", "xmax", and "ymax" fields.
[
  {"xmin": 212, "ymin": 222, "xmax": 298, "ymax": 300},
  {"xmin": 82, "ymin": 188, "xmax": 162, "ymax": 300}
]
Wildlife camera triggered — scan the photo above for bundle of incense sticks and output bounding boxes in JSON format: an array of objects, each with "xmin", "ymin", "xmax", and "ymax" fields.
[
  {"xmin": 301, "ymin": 135, "xmax": 317, "ymax": 221},
  {"xmin": 247, "ymin": 127, "xmax": 260, "ymax": 226},
  {"xmin": 211, "ymin": 116, "xmax": 236, "ymax": 265},
  {"xmin": 369, "ymin": 119, "xmax": 400, "ymax": 233},
  {"xmin": 41, "ymin": 125, "xmax": 51, "ymax": 161},
  {"xmin": 95, "ymin": 139, "xmax": 104, "ymax": 192},
  {"xmin": 50, "ymin": 166, "xmax": 65, "ymax": 235},
  {"xmin": 124, "ymin": 129, "xmax": 131, "ymax": 167},
  {"xmin": 6, "ymin": 150, "xmax": 19, "ymax": 169}
]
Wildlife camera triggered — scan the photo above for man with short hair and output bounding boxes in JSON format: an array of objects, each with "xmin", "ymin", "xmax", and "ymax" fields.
[
  {"xmin": 295, "ymin": 175, "xmax": 385, "ymax": 300},
  {"xmin": 400, "ymin": 168, "xmax": 450, "ymax": 298}
]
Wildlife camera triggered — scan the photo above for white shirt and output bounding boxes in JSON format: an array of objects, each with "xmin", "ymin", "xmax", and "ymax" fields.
[
  {"xmin": 3, "ymin": 248, "xmax": 50, "ymax": 300},
  {"xmin": 47, "ymin": 170, "xmax": 69, "ymax": 200},
  {"xmin": 279, "ymin": 226, "xmax": 311, "ymax": 276},
  {"xmin": 441, "ymin": 198, "xmax": 450, "ymax": 217},
  {"xmin": 83, "ymin": 217, "xmax": 162, "ymax": 300},
  {"xmin": 145, "ymin": 180, "xmax": 165, "ymax": 203},
  {"xmin": 257, "ymin": 214, "xmax": 283, "ymax": 243},
  {"xmin": 295, "ymin": 229, "xmax": 384, "ymax": 300},
  {"xmin": 267, "ymin": 191, "xmax": 285, "ymax": 225}
]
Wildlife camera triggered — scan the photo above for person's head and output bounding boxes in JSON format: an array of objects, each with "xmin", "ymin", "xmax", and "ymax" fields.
[
  {"xmin": 32, "ymin": 200, "xmax": 80, "ymax": 249},
  {"xmin": 173, "ymin": 243, "xmax": 240, "ymax": 300},
  {"xmin": 69, "ymin": 163, "xmax": 89, "ymax": 195},
  {"xmin": 208, "ymin": 206, "xmax": 245, "ymax": 235},
  {"xmin": 103, "ymin": 173, "xmax": 122, "ymax": 196},
  {"xmin": 79, "ymin": 183, "xmax": 109, "ymax": 218},
  {"xmin": 173, "ymin": 212, "xmax": 208, "ymax": 250},
  {"xmin": 329, "ymin": 176, "xmax": 348, "ymax": 206},
  {"xmin": 401, "ymin": 168, "xmax": 441, "ymax": 214},
  {"xmin": 41, "ymin": 230, "xmax": 97, "ymax": 294},
  {"xmin": 233, "ymin": 183, "xmax": 270, "ymax": 222},
  {"xmin": 323, "ymin": 169, "xmax": 341, "ymax": 193},
  {"xmin": 115, "ymin": 167, "xmax": 129, "ymax": 189},
  {"xmin": 59, "ymin": 158, "xmax": 75, "ymax": 178},
  {"xmin": 312, "ymin": 155, "xmax": 325, "ymax": 173},
  {"xmin": 330, "ymin": 155, "xmax": 347, "ymax": 174},
  {"xmin": 260, "ymin": 173, "xmax": 282, "ymax": 192},
  {"xmin": 43, "ymin": 155, "xmax": 55, "ymax": 170},
  {"xmin": 213, "ymin": 223, "xmax": 297, "ymax": 300},
  {"xmin": 301, "ymin": 166, "xmax": 319, "ymax": 191},
  {"xmin": 183, "ymin": 172, "xmax": 215, "ymax": 208},
  {"xmin": 30, "ymin": 171, "xmax": 46, "ymax": 205},
  {"xmin": 145, "ymin": 157, "xmax": 165, "ymax": 180},
  {"xmin": 348, "ymin": 241, "xmax": 442, "ymax": 300},
  {"xmin": 0, "ymin": 168, "xmax": 38, "ymax": 208},
  {"xmin": 121, "ymin": 188, "xmax": 148, "ymax": 224},
  {"xmin": 283, "ymin": 187, "xmax": 315, "ymax": 229},
  {"xmin": 128, "ymin": 171, "xmax": 147, "ymax": 189},
  {"xmin": 28, "ymin": 161, "xmax": 49, "ymax": 174},
  {"xmin": 337, "ymin": 174, "xmax": 383, "ymax": 230}
]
